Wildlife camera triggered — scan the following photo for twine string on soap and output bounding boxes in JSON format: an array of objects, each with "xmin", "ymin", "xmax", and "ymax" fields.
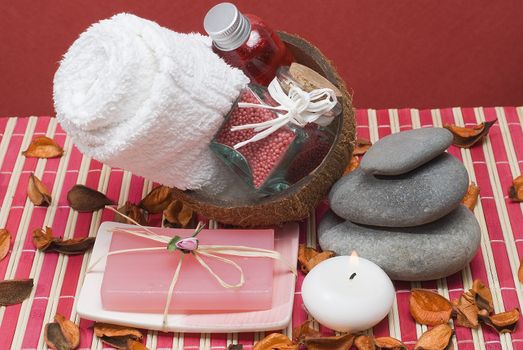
[
  {"xmin": 231, "ymin": 77, "xmax": 338, "ymax": 149},
  {"xmin": 87, "ymin": 206, "xmax": 297, "ymax": 330}
]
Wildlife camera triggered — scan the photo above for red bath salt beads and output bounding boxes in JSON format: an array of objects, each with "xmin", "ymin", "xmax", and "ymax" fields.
[{"xmin": 215, "ymin": 89, "xmax": 295, "ymax": 189}]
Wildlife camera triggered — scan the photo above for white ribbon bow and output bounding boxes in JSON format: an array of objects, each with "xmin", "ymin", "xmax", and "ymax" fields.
[{"xmin": 231, "ymin": 78, "xmax": 338, "ymax": 149}]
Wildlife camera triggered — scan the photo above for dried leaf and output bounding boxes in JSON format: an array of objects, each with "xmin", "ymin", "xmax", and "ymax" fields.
[
  {"xmin": 22, "ymin": 136, "xmax": 64, "ymax": 158},
  {"xmin": 139, "ymin": 186, "xmax": 173, "ymax": 214},
  {"xmin": 93, "ymin": 322, "xmax": 146, "ymax": 350},
  {"xmin": 253, "ymin": 333, "xmax": 295, "ymax": 350},
  {"xmin": 353, "ymin": 138, "xmax": 372, "ymax": 156},
  {"xmin": 0, "ymin": 278, "xmax": 33, "ymax": 306},
  {"xmin": 452, "ymin": 293, "xmax": 479, "ymax": 328},
  {"xmin": 292, "ymin": 320, "xmax": 322, "ymax": 343},
  {"xmin": 28, "ymin": 173, "xmax": 52, "ymax": 206},
  {"xmin": 470, "ymin": 279, "xmax": 494, "ymax": 313},
  {"xmin": 163, "ymin": 200, "xmax": 195, "ymax": 228},
  {"xmin": 303, "ymin": 333, "xmax": 355, "ymax": 350},
  {"xmin": 298, "ymin": 244, "xmax": 335, "ymax": 274},
  {"xmin": 45, "ymin": 313, "xmax": 80, "ymax": 350},
  {"xmin": 228, "ymin": 345, "xmax": 243, "ymax": 350},
  {"xmin": 33, "ymin": 227, "xmax": 94, "ymax": 255},
  {"xmin": 444, "ymin": 119, "xmax": 497, "ymax": 148},
  {"xmin": 461, "ymin": 182, "xmax": 479, "ymax": 211},
  {"xmin": 33, "ymin": 227, "xmax": 54, "ymax": 251},
  {"xmin": 479, "ymin": 308, "xmax": 519, "ymax": 334},
  {"xmin": 115, "ymin": 202, "xmax": 147, "ymax": 226},
  {"xmin": 0, "ymin": 228, "xmax": 11, "ymax": 261},
  {"xmin": 374, "ymin": 337, "xmax": 406, "ymax": 350},
  {"xmin": 67, "ymin": 185, "xmax": 114, "ymax": 212},
  {"xmin": 355, "ymin": 335, "xmax": 375, "ymax": 350},
  {"xmin": 509, "ymin": 175, "xmax": 523, "ymax": 202},
  {"xmin": 51, "ymin": 237, "xmax": 95, "ymax": 255},
  {"xmin": 410, "ymin": 289, "xmax": 453, "ymax": 326},
  {"xmin": 343, "ymin": 155, "xmax": 360, "ymax": 175},
  {"xmin": 414, "ymin": 324, "xmax": 453, "ymax": 350},
  {"xmin": 519, "ymin": 259, "xmax": 523, "ymax": 284}
]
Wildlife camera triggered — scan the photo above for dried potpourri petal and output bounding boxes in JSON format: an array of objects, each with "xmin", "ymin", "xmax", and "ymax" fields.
[
  {"xmin": 33, "ymin": 227, "xmax": 95, "ymax": 255},
  {"xmin": 0, "ymin": 278, "xmax": 33, "ymax": 306},
  {"xmin": 44, "ymin": 313, "xmax": 80, "ymax": 350},
  {"xmin": 470, "ymin": 279, "xmax": 494, "ymax": 313},
  {"xmin": 292, "ymin": 320, "xmax": 322, "ymax": 343},
  {"xmin": 354, "ymin": 335, "xmax": 375, "ymax": 350},
  {"xmin": 479, "ymin": 308, "xmax": 520, "ymax": 334},
  {"xmin": 343, "ymin": 155, "xmax": 360, "ymax": 175},
  {"xmin": 67, "ymin": 185, "xmax": 114, "ymax": 212},
  {"xmin": 443, "ymin": 119, "xmax": 497, "ymax": 148},
  {"xmin": 51, "ymin": 237, "xmax": 95, "ymax": 255},
  {"xmin": 410, "ymin": 289, "xmax": 453, "ymax": 326},
  {"xmin": 163, "ymin": 200, "xmax": 195, "ymax": 228},
  {"xmin": 253, "ymin": 333, "xmax": 296, "ymax": 350},
  {"xmin": 297, "ymin": 244, "xmax": 336, "ymax": 274},
  {"xmin": 509, "ymin": 175, "xmax": 523, "ymax": 202},
  {"xmin": 0, "ymin": 228, "xmax": 11, "ymax": 261},
  {"xmin": 139, "ymin": 186, "xmax": 173, "ymax": 214},
  {"xmin": 227, "ymin": 345, "xmax": 243, "ymax": 350},
  {"xmin": 452, "ymin": 292, "xmax": 479, "ymax": 328},
  {"xmin": 22, "ymin": 136, "xmax": 64, "ymax": 158},
  {"xmin": 302, "ymin": 333, "xmax": 355, "ymax": 350},
  {"xmin": 33, "ymin": 226, "xmax": 55, "ymax": 250},
  {"xmin": 115, "ymin": 202, "xmax": 147, "ymax": 226},
  {"xmin": 353, "ymin": 138, "xmax": 372, "ymax": 156},
  {"xmin": 414, "ymin": 324, "xmax": 453, "ymax": 350},
  {"xmin": 519, "ymin": 259, "xmax": 523, "ymax": 284},
  {"xmin": 461, "ymin": 182, "xmax": 480, "ymax": 211},
  {"xmin": 27, "ymin": 173, "xmax": 52, "ymax": 206},
  {"xmin": 93, "ymin": 322, "xmax": 147, "ymax": 350},
  {"xmin": 374, "ymin": 337, "xmax": 406, "ymax": 350}
]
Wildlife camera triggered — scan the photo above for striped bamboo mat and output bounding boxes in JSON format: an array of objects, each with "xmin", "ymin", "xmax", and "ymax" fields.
[{"xmin": 0, "ymin": 107, "xmax": 521, "ymax": 350}]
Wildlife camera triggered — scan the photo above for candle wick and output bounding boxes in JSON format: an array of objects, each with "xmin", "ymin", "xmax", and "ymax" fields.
[{"xmin": 349, "ymin": 272, "xmax": 357, "ymax": 280}]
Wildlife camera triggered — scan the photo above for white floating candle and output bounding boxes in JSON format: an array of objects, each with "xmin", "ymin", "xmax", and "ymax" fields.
[{"xmin": 301, "ymin": 253, "xmax": 395, "ymax": 332}]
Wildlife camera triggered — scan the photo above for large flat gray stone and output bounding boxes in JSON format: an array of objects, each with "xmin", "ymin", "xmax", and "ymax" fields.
[
  {"xmin": 318, "ymin": 205, "xmax": 481, "ymax": 281},
  {"xmin": 360, "ymin": 127, "xmax": 453, "ymax": 176},
  {"xmin": 329, "ymin": 153, "xmax": 469, "ymax": 227}
]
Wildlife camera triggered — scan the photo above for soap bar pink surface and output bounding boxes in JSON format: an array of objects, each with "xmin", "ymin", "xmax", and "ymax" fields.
[{"xmin": 101, "ymin": 227, "xmax": 274, "ymax": 313}]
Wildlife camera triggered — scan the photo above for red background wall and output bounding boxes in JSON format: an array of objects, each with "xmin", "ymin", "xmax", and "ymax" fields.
[{"xmin": 1, "ymin": 0, "xmax": 522, "ymax": 117}]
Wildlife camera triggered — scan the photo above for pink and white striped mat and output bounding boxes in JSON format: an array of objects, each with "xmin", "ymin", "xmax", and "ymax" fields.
[{"xmin": 0, "ymin": 107, "xmax": 521, "ymax": 350}]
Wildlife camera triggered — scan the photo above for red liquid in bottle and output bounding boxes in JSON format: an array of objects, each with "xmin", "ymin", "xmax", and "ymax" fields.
[{"xmin": 204, "ymin": 3, "xmax": 293, "ymax": 85}]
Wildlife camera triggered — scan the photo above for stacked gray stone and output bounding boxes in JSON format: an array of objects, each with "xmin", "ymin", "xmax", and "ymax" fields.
[{"xmin": 320, "ymin": 128, "xmax": 481, "ymax": 281}]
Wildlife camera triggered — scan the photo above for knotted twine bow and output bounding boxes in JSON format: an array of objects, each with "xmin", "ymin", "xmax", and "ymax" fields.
[
  {"xmin": 231, "ymin": 77, "xmax": 338, "ymax": 149},
  {"xmin": 87, "ymin": 206, "xmax": 297, "ymax": 330}
]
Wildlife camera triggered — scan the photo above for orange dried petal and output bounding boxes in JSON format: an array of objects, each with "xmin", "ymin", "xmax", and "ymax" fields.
[
  {"xmin": 0, "ymin": 229, "xmax": 10, "ymax": 261},
  {"xmin": 33, "ymin": 226, "xmax": 55, "ymax": 251},
  {"xmin": 470, "ymin": 279, "xmax": 493, "ymax": 313},
  {"xmin": 461, "ymin": 182, "xmax": 480, "ymax": 211},
  {"xmin": 444, "ymin": 119, "xmax": 497, "ymax": 148},
  {"xmin": 374, "ymin": 336, "xmax": 406, "ymax": 350},
  {"xmin": 253, "ymin": 333, "xmax": 294, "ymax": 350},
  {"xmin": 27, "ymin": 173, "xmax": 52, "ymax": 207},
  {"xmin": 509, "ymin": 175, "xmax": 523, "ymax": 202},
  {"xmin": 22, "ymin": 136, "xmax": 64, "ymax": 158},
  {"xmin": 298, "ymin": 245, "xmax": 335, "ymax": 274},
  {"xmin": 480, "ymin": 308, "xmax": 520, "ymax": 334},
  {"xmin": 139, "ymin": 186, "xmax": 173, "ymax": 213},
  {"xmin": 414, "ymin": 324, "xmax": 453, "ymax": 350},
  {"xmin": 410, "ymin": 289, "xmax": 453, "ymax": 326},
  {"xmin": 353, "ymin": 138, "xmax": 372, "ymax": 156},
  {"xmin": 344, "ymin": 155, "xmax": 360, "ymax": 175},
  {"xmin": 355, "ymin": 335, "xmax": 375, "ymax": 350}
]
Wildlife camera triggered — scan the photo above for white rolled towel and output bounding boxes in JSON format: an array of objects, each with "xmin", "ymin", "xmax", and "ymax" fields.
[{"xmin": 54, "ymin": 13, "xmax": 249, "ymax": 192}]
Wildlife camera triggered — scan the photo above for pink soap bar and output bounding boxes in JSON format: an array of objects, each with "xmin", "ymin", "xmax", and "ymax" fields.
[{"xmin": 101, "ymin": 227, "xmax": 274, "ymax": 313}]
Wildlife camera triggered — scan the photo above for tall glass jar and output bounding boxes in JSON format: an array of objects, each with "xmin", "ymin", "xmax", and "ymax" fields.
[
  {"xmin": 210, "ymin": 67, "xmax": 340, "ymax": 195},
  {"xmin": 204, "ymin": 3, "xmax": 294, "ymax": 85}
]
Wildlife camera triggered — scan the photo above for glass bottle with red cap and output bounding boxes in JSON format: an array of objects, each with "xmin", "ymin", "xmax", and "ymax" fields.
[{"xmin": 204, "ymin": 2, "xmax": 294, "ymax": 86}]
